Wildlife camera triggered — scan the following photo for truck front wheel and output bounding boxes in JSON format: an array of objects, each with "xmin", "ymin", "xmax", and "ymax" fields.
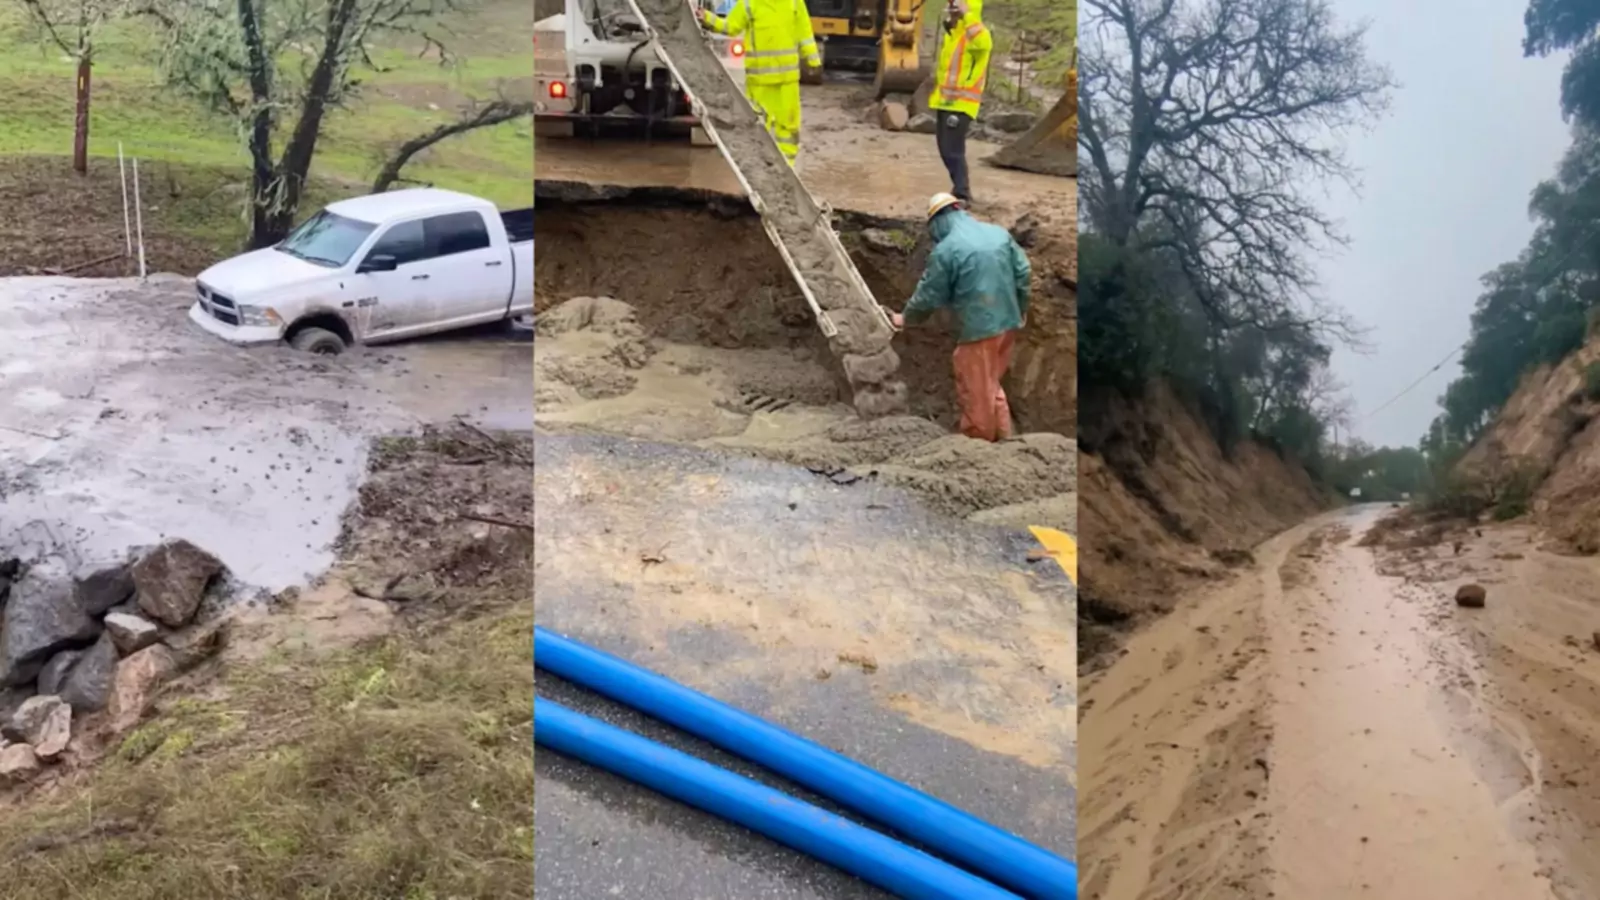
[{"xmin": 290, "ymin": 327, "xmax": 347, "ymax": 355}]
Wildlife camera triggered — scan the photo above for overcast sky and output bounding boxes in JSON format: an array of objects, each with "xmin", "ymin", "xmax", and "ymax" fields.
[{"xmin": 1320, "ymin": 0, "xmax": 1573, "ymax": 448}]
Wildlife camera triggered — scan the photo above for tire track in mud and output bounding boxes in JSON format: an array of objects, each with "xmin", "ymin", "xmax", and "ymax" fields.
[{"xmin": 1264, "ymin": 513, "xmax": 1556, "ymax": 900}]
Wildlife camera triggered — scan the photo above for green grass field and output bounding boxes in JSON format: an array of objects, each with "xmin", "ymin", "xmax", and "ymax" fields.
[{"xmin": 0, "ymin": 0, "xmax": 532, "ymax": 265}]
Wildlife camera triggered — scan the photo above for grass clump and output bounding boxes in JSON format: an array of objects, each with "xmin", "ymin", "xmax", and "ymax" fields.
[{"xmin": 0, "ymin": 602, "xmax": 534, "ymax": 899}]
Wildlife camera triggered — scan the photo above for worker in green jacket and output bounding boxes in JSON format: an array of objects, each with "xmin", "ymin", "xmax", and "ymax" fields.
[{"xmin": 890, "ymin": 193, "xmax": 1030, "ymax": 441}]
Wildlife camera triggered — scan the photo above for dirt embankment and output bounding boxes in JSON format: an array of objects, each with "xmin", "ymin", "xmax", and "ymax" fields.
[
  {"xmin": 1077, "ymin": 383, "xmax": 1331, "ymax": 666},
  {"xmin": 1457, "ymin": 331, "xmax": 1600, "ymax": 552},
  {"xmin": 533, "ymin": 191, "xmax": 1075, "ymax": 433}
]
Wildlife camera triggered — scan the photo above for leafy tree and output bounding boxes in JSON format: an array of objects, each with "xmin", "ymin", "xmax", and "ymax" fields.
[
  {"xmin": 142, "ymin": 0, "xmax": 527, "ymax": 248},
  {"xmin": 1525, "ymin": 0, "xmax": 1600, "ymax": 128},
  {"xmin": 1428, "ymin": 124, "xmax": 1600, "ymax": 444},
  {"xmin": 13, "ymin": 0, "xmax": 131, "ymax": 173}
]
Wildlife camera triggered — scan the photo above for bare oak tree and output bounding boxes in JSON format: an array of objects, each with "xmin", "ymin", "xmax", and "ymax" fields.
[
  {"xmin": 14, "ymin": 0, "xmax": 131, "ymax": 174},
  {"xmin": 1078, "ymin": 0, "xmax": 1392, "ymax": 342},
  {"xmin": 142, "ymin": 0, "xmax": 494, "ymax": 248}
]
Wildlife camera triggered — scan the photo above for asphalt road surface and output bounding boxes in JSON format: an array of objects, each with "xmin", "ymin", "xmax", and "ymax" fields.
[{"xmin": 534, "ymin": 432, "xmax": 1076, "ymax": 898}]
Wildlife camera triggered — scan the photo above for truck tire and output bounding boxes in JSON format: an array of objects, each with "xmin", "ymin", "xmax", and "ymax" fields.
[{"xmin": 290, "ymin": 327, "xmax": 347, "ymax": 355}]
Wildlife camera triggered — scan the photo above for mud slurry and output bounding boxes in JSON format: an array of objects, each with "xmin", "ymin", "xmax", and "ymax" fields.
[
  {"xmin": 630, "ymin": 0, "xmax": 906, "ymax": 415},
  {"xmin": 1362, "ymin": 510, "xmax": 1600, "ymax": 900},
  {"xmin": 0, "ymin": 275, "xmax": 532, "ymax": 591},
  {"xmin": 535, "ymin": 296, "xmax": 1075, "ymax": 531}
]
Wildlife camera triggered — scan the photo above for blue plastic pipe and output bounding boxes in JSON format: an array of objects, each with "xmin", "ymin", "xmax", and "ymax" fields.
[
  {"xmin": 534, "ymin": 626, "xmax": 1077, "ymax": 900},
  {"xmin": 536, "ymin": 700, "xmax": 1022, "ymax": 900}
]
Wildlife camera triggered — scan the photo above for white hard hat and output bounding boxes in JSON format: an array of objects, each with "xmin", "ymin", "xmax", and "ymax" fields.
[{"xmin": 927, "ymin": 192, "xmax": 962, "ymax": 220}]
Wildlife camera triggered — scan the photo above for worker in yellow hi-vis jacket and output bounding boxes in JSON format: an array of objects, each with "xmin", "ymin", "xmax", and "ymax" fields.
[
  {"xmin": 929, "ymin": 0, "xmax": 992, "ymax": 203},
  {"xmin": 700, "ymin": 0, "xmax": 821, "ymax": 165}
]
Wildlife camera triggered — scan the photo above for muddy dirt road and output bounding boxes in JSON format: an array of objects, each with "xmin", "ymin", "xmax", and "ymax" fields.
[
  {"xmin": 0, "ymin": 276, "xmax": 531, "ymax": 589},
  {"xmin": 1080, "ymin": 506, "xmax": 1597, "ymax": 900},
  {"xmin": 534, "ymin": 431, "xmax": 1075, "ymax": 897}
]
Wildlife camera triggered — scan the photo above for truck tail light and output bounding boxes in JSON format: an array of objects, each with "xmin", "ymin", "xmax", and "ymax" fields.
[
  {"xmin": 730, "ymin": 39, "xmax": 744, "ymax": 58},
  {"xmin": 550, "ymin": 80, "xmax": 568, "ymax": 99}
]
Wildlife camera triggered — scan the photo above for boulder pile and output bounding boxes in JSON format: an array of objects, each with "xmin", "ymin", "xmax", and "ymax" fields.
[{"xmin": 0, "ymin": 539, "xmax": 228, "ymax": 785}]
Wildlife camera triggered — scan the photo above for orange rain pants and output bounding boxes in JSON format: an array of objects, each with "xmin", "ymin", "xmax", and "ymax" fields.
[{"xmin": 952, "ymin": 329, "xmax": 1016, "ymax": 441}]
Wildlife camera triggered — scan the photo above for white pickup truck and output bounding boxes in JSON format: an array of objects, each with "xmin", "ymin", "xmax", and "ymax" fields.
[{"xmin": 189, "ymin": 188, "xmax": 534, "ymax": 354}]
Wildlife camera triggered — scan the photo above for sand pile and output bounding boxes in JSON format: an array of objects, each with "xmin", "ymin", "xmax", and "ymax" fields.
[{"xmin": 535, "ymin": 297, "xmax": 1075, "ymax": 529}]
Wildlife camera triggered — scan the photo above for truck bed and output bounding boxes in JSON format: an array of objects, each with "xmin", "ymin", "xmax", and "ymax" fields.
[{"xmin": 620, "ymin": 0, "xmax": 907, "ymax": 416}]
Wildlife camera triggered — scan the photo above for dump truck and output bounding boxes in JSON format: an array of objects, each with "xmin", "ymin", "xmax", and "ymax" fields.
[{"xmin": 535, "ymin": 0, "xmax": 746, "ymax": 142}]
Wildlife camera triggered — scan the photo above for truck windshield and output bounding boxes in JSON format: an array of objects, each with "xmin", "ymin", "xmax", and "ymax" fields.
[{"xmin": 276, "ymin": 210, "xmax": 377, "ymax": 268}]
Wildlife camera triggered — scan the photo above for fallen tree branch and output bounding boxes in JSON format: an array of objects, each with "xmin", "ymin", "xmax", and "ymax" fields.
[{"xmin": 372, "ymin": 99, "xmax": 533, "ymax": 193}]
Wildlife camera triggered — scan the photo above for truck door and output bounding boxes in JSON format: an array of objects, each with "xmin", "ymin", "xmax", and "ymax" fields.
[
  {"xmin": 414, "ymin": 210, "xmax": 514, "ymax": 328},
  {"xmin": 351, "ymin": 217, "xmax": 429, "ymax": 339}
]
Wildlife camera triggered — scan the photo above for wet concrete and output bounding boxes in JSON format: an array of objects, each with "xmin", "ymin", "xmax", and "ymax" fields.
[
  {"xmin": 0, "ymin": 276, "xmax": 531, "ymax": 590},
  {"xmin": 534, "ymin": 431, "xmax": 1075, "ymax": 898}
]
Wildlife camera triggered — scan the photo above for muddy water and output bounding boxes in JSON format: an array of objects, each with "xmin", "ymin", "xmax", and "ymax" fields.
[
  {"xmin": 1267, "ymin": 509, "xmax": 1556, "ymax": 899},
  {"xmin": 0, "ymin": 276, "xmax": 530, "ymax": 590}
]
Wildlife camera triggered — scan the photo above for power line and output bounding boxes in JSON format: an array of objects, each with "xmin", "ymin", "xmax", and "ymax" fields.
[
  {"xmin": 1358, "ymin": 220, "xmax": 1600, "ymax": 422},
  {"xmin": 1360, "ymin": 344, "xmax": 1463, "ymax": 421}
]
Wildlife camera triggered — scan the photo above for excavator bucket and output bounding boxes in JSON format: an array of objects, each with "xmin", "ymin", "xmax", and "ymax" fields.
[{"xmin": 987, "ymin": 70, "xmax": 1076, "ymax": 178}]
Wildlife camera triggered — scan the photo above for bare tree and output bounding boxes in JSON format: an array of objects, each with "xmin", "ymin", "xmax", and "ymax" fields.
[
  {"xmin": 1078, "ymin": 0, "xmax": 1392, "ymax": 341},
  {"xmin": 14, "ymin": 0, "xmax": 131, "ymax": 174},
  {"xmin": 371, "ymin": 97, "xmax": 531, "ymax": 193},
  {"xmin": 142, "ymin": 0, "xmax": 476, "ymax": 248}
]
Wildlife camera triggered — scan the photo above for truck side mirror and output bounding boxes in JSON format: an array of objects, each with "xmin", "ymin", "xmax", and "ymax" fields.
[{"xmin": 359, "ymin": 254, "xmax": 397, "ymax": 273}]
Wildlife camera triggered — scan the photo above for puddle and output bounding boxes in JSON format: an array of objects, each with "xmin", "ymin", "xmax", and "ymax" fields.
[{"xmin": 0, "ymin": 276, "xmax": 530, "ymax": 590}]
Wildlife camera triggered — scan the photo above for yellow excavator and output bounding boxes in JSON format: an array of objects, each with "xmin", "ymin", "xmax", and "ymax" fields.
[
  {"xmin": 988, "ymin": 68, "xmax": 1076, "ymax": 177},
  {"xmin": 802, "ymin": 0, "xmax": 929, "ymax": 98}
]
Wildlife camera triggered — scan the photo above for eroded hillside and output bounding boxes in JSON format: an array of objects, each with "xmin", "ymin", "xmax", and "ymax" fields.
[{"xmin": 1078, "ymin": 383, "xmax": 1331, "ymax": 666}]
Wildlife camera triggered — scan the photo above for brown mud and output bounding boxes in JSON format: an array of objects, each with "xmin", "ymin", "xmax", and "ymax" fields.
[
  {"xmin": 534, "ymin": 294, "xmax": 1075, "ymax": 530},
  {"xmin": 1080, "ymin": 509, "xmax": 1576, "ymax": 899},
  {"xmin": 631, "ymin": 0, "xmax": 904, "ymax": 415},
  {"xmin": 1360, "ymin": 511, "xmax": 1600, "ymax": 900}
]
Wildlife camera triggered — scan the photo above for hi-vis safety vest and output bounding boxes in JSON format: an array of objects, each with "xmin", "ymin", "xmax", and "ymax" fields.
[
  {"xmin": 929, "ymin": 7, "xmax": 992, "ymax": 118},
  {"xmin": 703, "ymin": 0, "xmax": 821, "ymax": 89}
]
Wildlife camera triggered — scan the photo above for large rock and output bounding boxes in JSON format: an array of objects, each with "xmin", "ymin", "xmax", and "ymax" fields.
[
  {"xmin": 0, "ymin": 742, "xmax": 40, "ymax": 783},
  {"xmin": 133, "ymin": 540, "xmax": 224, "ymax": 628},
  {"xmin": 108, "ymin": 644, "xmax": 175, "ymax": 733},
  {"xmin": 0, "ymin": 576, "xmax": 101, "ymax": 686},
  {"xmin": 75, "ymin": 562, "xmax": 135, "ymax": 617},
  {"xmin": 60, "ymin": 634, "xmax": 118, "ymax": 713},
  {"xmin": 1455, "ymin": 584, "xmax": 1487, "ymax": 608},
  {"xmin": 2, "ymin": 694, "xmax": 70, "ymax": 759},
  {"xmin": 877, "ymin": 100, "xmax": 910, "ymax": 131},
  {"xmin": 985, "ymin": 109, "xmax": 1037, "ymax": 133},
  {"xmin": 37, "ymin": 649, "xmax": 81, "ymax": 695},
  {"xmin": 105, "ymin": 612, "xmax": 162, "ymax": 655}
]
